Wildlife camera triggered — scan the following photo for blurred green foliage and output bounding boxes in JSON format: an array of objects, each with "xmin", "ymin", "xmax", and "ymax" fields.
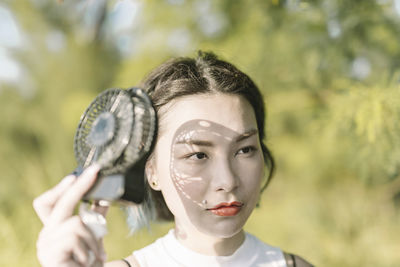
[{"xmin": 1, "ymin": 0, "xmax": 400, "ymax": 266}]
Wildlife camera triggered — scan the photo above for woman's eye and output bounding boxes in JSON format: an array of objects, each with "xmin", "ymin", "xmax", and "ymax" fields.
[
  {"xmin": 187, "ymin": 152, "xmax": 208, "ymax": 160},
  {"xmin": 236, "ymin": 146, "xmax": 256, "ymax": 155}
]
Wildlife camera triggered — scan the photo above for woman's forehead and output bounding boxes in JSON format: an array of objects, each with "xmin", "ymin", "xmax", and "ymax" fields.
[
  {"xmin": 173, "ymin": 120, "xmax": 258, "ymax": 144},
  {"xmin": 158, "ymin": 93, "xmax": 257, "ymax": 137}
]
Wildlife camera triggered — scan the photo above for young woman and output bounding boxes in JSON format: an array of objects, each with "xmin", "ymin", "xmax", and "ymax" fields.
[{"xmin": 34, "ymin": 52, "xmax": 313, "ymax": 267}]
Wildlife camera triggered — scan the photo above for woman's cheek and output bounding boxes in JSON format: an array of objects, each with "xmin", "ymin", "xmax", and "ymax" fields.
[
  {"xmin": 170, "ymin": 158, "xmax": 210, "ymax": 206},
  {"xmin": 236, "ymin": 154, "xmax": 264, "ymax": 193}
]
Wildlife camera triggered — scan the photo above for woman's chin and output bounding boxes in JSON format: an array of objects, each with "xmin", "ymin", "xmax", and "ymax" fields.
[{"xmin": 194, "ymin": 219, "xmax": 245, "ymax": 239}]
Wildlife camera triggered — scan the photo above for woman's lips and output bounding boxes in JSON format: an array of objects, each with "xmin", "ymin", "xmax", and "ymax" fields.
[{"xmin": 208, "ymin": 201, "xmax": 243, "ymax": 216}]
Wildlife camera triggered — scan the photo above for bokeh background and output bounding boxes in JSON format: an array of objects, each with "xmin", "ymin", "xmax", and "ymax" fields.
[{"xmin": 1, "ymin": 0, "xmax": 400, "ymax": 266}]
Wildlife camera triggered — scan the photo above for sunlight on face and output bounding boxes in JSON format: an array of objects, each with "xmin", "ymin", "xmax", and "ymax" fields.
[
  {"xmin": 170, "ymin": 120, "xmax": 260, "ymax": 207},
  {"xmin": 152, "ymin": 94, "xmax": 264, "ymax": 238}
]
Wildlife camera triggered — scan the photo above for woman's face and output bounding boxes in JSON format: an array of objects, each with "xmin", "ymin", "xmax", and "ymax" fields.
[{"xmin": 148, "ymin": 93, "xmax": 264, "ymax": 238}]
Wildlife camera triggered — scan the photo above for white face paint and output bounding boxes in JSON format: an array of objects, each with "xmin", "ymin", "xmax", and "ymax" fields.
[{"xmin": 150, "ymin": 94, "xmax": 264, "ymax": 238}]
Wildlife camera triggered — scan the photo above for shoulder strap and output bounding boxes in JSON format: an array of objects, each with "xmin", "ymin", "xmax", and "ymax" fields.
[
  {"xmin": 283, "ymin": 252, "xmax": 315, "ymax": 267},
  {"xmin": 120, "ymin": 255, "xmax": 141, "ymax": 267},
  {"xmin": 121, "ymin": 259, "xmax": 132, "ymax": 267}
]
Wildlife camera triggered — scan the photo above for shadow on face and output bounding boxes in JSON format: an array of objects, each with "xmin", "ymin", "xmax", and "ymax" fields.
[{"xmin": 169, "ymin": 119, "xmax": 264, "ymax": 238}]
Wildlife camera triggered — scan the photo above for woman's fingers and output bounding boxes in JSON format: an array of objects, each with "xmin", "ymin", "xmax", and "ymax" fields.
[
  {"xmin": 34, "ymin": 164, "xmax": 106, "ymax": 267},
  {"xmin": 48, "ymin": 164, "xmax": 100, "ymax": 226},
  {"xmin": 70, "ymin": 234, "xmax": 92, "ymax": 266},
  {"xmin": 33, "ymin": 174, "xmax": 76, "ymax": 225},
  {"xmin": 39, "ymin": 233, "xmax": 92, "ymax": 267},
  {"xmin": 37, "ymin": 215, "xmax": 103, "ymax": 266},
  {"xmin": 65, "ymin": 216, "xmax": 102, "ymax": 259}
]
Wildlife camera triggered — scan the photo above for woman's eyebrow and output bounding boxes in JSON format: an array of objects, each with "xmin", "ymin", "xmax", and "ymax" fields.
[
  {"xmin": 175, "ymin": 129, "xmax": 258, "ymax": 146},
  {"xmin": 176, "ymin": 139, "xmax": 214, "ymax": 147},
  {"xmin": 234, "ymin": 128, "xmax": 258, "ymax": 142}
]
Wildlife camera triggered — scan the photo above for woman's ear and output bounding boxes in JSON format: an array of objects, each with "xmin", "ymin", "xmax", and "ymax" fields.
[{"xmin": 145, "ymin": 156, "xmax": 161, "ymax": 191}]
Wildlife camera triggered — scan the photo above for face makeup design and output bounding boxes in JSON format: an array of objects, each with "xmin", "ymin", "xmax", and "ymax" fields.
[{"xmin": 169, "ymin": 119, "xmax": 264, "ymax": 237}]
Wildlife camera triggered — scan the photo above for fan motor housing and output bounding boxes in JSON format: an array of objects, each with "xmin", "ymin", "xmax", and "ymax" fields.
[{"xmin": 88, "ymin": 112, "xmax": 116, "ymax": 147}]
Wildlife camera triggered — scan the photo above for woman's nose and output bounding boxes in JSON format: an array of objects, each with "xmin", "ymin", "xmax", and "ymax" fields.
[{"xmin": 211, "ymin": 159, "xmax": 239, "ymax": 193}]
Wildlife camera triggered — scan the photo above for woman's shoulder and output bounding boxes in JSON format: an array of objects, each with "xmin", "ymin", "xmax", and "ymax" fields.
[
  {"xmin": 105, "ymin": 234, "xmax": 168, "ymax": 267},
  {"xmin": 106, "ymin": 232, "xmax": 314, "ymax": 267},
  {"xmin": 243, "ymin": 232, "xmax": 286, "ymax": 264},
  {"xmin": 246, "ymin": 232, "xmax": 314, "ymax": 267}
]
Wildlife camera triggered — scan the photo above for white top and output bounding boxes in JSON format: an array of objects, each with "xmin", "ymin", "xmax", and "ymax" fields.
[{"xmin": 132, "ymin": 229, "xmax": 287, "ymax": 267}]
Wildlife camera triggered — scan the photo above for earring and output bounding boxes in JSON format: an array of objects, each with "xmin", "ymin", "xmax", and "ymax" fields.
[{"xmin": 151, "ymin": 180, "xmax": 158, "ymax": 187}]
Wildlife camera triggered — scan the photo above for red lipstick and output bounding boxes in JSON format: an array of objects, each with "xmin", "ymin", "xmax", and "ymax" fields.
[{"xmin": 208, "ymin": 201, "xmax": 243, "ymax": 216}]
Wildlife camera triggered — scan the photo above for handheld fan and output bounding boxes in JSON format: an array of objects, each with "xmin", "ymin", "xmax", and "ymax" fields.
[{"xmin": 73, "ymin": 87, "xmax": 156, "ymax": 204}]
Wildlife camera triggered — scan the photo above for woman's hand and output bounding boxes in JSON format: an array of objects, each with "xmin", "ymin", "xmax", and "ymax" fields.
[{"xmin": 33, "ymin": 165, "xmax": 107, "ymax": 267}]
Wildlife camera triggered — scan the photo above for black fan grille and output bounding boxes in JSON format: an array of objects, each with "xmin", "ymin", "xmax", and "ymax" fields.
[
  {"xmin": 74, "ymin": 89, "xmax": 134, "ymax": 169},
  {"xmin": 107, "ymin": 88, "xmax": 156, "ymax": 175}
]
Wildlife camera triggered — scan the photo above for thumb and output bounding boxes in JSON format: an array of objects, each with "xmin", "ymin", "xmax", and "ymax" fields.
[{"xmin": 48, "ymin": 164, "xmax": 100, "ymax": 226}]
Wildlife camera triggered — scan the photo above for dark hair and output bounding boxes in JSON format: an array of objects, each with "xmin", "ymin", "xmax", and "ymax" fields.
[{"xmin": 140, "ymin": 51, "xmax": 275, "ymax": 221}]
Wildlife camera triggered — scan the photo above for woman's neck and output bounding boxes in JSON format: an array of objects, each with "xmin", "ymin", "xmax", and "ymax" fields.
[{"xmin": 173, "ymin": 222, "xmax": 245, "ymax": 256}]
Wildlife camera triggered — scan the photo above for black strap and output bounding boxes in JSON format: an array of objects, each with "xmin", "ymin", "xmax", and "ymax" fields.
[
  {"xmin": 283, "ymin": 252, "xmax": 295, "ymax": 267},
  {"xmin": 283, "ymin": 252, "xmax": 314, "ymax": 267},
  {"xmin": 121, "ymin": 258, "xmax": 132, "ymax": 267},
  {"xmin": 291, "ymin": 254, "xmax": 297, "ymax": 267}
]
